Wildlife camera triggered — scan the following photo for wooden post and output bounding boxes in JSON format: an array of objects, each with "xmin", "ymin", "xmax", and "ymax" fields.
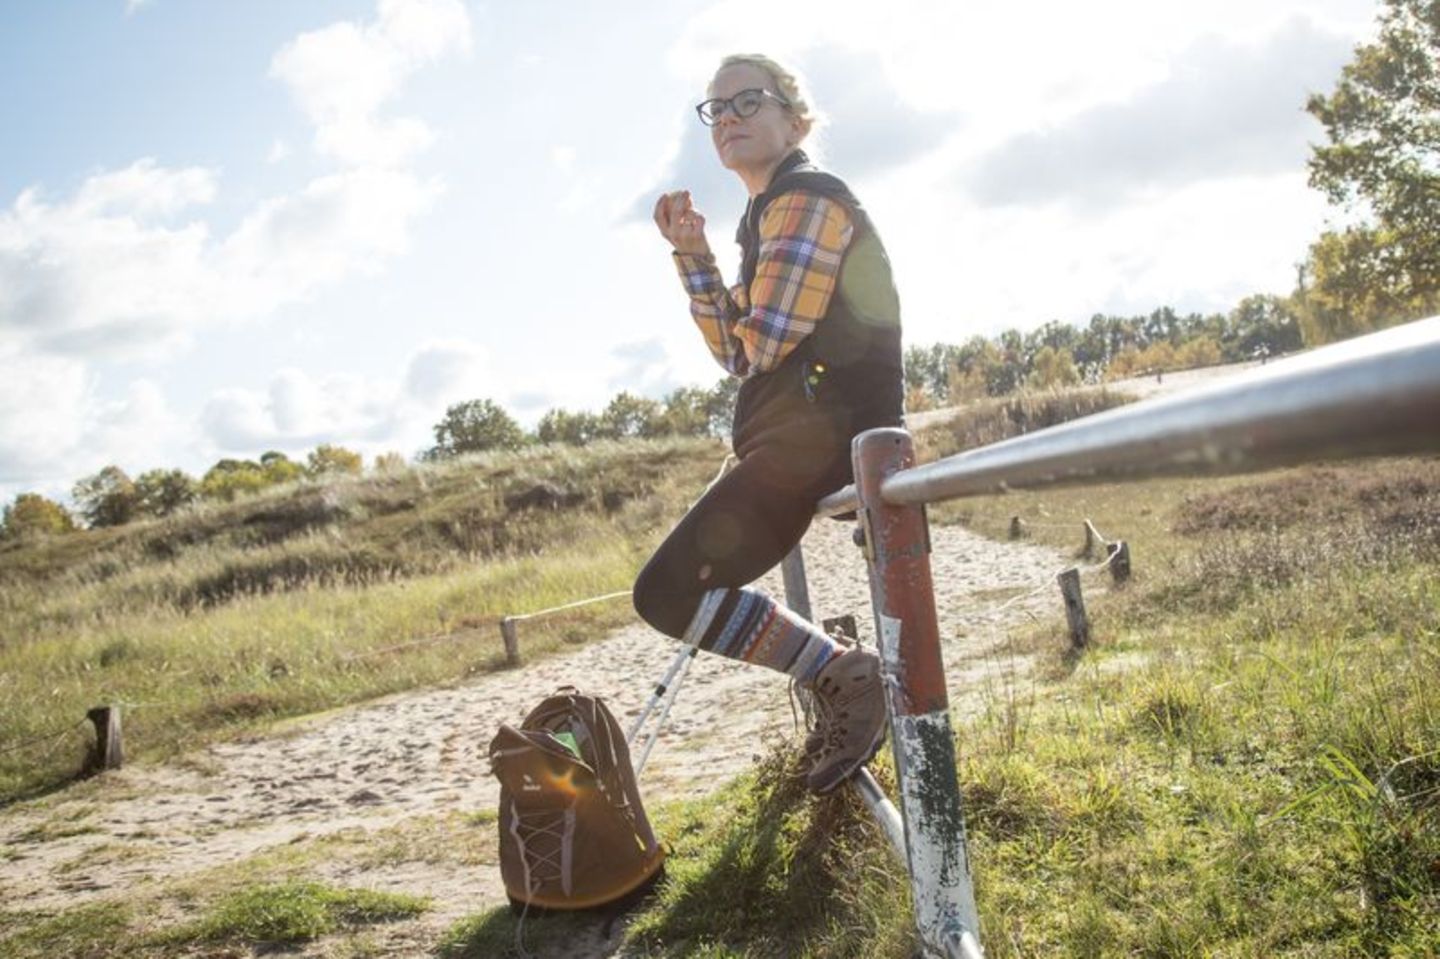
[
  {"xmin": 1082, "ymin": 519, "xmax": 1105, "ymax": 559},
  {"xmin": 1106, "ymin": 541, "xmax": 1132, "ymax": 584},
  {"xmin": 500, "ymin": 617, "xmax": 520, "ymax": 665},
  {"xmin": 1009, "ymin": 515, "xmax": 1025, "ymax": 540},
  {"xmin": 86, "ymin": 705, "xmax": 123, "ymax": 772},
  {"xmin": 1057, "ymin": 568, "xmax": 1089, "ymax": 648}
]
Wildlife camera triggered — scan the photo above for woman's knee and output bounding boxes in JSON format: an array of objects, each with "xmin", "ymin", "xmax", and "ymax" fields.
[{"xmin": 632, "ymin": 561, "xmax": 694, "ymax": 639}]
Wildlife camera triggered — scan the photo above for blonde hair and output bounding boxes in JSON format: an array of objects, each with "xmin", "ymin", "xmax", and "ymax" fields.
[{"xmin": 710, "ymin": 53, "xmax": 824, "ymax": 146}]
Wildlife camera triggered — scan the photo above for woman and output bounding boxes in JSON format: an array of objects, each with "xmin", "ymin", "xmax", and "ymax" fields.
[{"xmin": 632, "ymin": 54, "xmax": 904, "ymax": 794}]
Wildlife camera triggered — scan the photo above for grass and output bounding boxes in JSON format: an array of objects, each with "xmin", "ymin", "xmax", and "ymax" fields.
[
  {"xmin": 170, "ymin": 880, "xmax": 429, "ymax": 945},
  {"xmin": 441, "ymin": 455, "xmax": 1438, "ymax": 957},
  {"xmin": 0, "ymin": 902, "xmax": 133, "ymax": 959},
  {"xmin": 0, "ymin": 436, "xmax": 726, "ymax": 801},
  {"xmin": 935, "ymin": 458, "xmax": 1438, "ymax": 955},
  {"xmin": 2, "ymin": 389, "xmax": 1436, "ymax": 955},
  {"xmin": 0, "ymin": 882, "xmax": 428, "ymax": 958},
  {"xmin": 437, "ymin": 750, "xmax": 915, "ymax": 959},
  {"xmin": 914, "ymin": 386, "xmax": 1138, "ymax": 463},
  {"xmin": 0, "ymin": 809, "xmax": 480, "ymax": 958}
]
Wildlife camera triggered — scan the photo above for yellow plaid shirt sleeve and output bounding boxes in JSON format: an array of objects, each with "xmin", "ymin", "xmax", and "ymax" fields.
[{"xmin": 673, "ymin": 192, "xmax": 853, "ymax": 377}]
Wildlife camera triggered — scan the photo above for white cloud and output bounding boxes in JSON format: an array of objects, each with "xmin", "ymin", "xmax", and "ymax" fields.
[
  {"xmin": 0, "ymin": 360, "xmax": 190, "ymax": 501},
  {"xmin": 199, "ymin": 340, "xmax": 496, "ymax": 458},
  {"xmin": 125, "ymin": 0, "xmax": 154, "ymax": 17},
  {"xmin": 0, "ymin": 352, "xmax": 91, "ymax": 483},
  {"xmin": 0, "ymin": 172, "xmax": 216, "ymax": 361},
  {"xmin": 551, "ymin": 146, "xmax": 576, "ymax": 174},
  {"xmin": 72, "ymin": 158, "xmax": 218, "ymax": 218},
  {"xmin": 402, "ymin": 339, "xmax": 491, "ymax": 406},
  {"xmin": 965, "ymin": 19, "xmax": 1354, "ymax": 208},
  {"xmin": 267, "ymin": 139, "xmax": 291, "ymax": 164},
  {"xmin": 217, "ymin": 167, "xmax": 441, "ymax": 314},
  {"xmin": 0, "ymin": 0, "xmax": 474, "ymax": 499},
  {"xmin": 201, "ymin": 369, "xmax": 394, "ymax": 452},
  {"xmin": 269, "ymin": 0, "xmax": 472, "ymax": 168},
  {"xmin": 85, "ymin": 379, "xmax": 190, "ymax": 476},
  {"xmin": 0, "ymin": 160, "xmax": 440, "ymax": 363},
  {"xmin": 606, "ymin": 337, "xmax": 686, "ymax": 396}
]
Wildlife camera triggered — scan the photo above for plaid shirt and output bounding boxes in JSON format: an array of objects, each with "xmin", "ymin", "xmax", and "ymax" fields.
[{"xmin": 673, "ymin": 192, "xmax": 853, "ymax": 377}]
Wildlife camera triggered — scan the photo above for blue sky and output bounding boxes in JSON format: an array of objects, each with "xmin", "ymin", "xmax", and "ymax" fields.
[{"xmin": 0, "ymin": 0, "xmax": 1379, "ymax": 503}]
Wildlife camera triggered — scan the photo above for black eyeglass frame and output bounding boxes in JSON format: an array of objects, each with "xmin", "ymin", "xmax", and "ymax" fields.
[{"xmin": 694, "ymin": 88, "xmax": 792, "ymax": 126}]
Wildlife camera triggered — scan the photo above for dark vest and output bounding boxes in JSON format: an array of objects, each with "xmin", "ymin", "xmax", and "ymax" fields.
[{"xmin": 730, "ymin": 150, "xmax": 904, "ymax": 458}]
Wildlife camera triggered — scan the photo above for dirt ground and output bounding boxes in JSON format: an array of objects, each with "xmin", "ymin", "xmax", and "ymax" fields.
[
  {"xmin": 5, "ymin": 362, "xmax": 1264, "ymax": 955},
  {"xmin": 0, "ymin": 510, "xmax": 1094, "ymax": 956}
]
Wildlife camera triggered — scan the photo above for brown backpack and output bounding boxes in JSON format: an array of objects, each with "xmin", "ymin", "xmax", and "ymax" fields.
[{"xmin": 488, "ymin": 688, "xmax": 665, "ymax": 912}]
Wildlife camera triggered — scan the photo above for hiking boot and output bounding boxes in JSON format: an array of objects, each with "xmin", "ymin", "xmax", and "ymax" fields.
[{"xmin": 804, "ymin": 647, "xmax": 888, "ymax": 794}]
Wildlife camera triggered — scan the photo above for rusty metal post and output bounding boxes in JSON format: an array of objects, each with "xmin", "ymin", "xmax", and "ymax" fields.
[{"xmin": 853, "ymin": 428, "xmax": 983, "ymax": 958}]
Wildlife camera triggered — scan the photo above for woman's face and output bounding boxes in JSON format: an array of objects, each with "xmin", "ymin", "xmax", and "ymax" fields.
[{"xmin": 709, "ymin": 63, "xmax": 801, "ymax": 178}]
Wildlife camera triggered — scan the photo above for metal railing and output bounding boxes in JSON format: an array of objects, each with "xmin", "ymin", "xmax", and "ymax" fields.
[
  {"xmin": 821, "ymin": 316, "xmax": 1440, "ymax": 517},
  {"xmin": 798, "ymin": 316, "xmax": 1440, "ymax": 959}
]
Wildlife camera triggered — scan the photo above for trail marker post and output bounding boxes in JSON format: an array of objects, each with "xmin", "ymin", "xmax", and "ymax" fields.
[
  {"xmin": 500, "ymin": 617, "xmax": 520, "ymax": 665},
  {"xmin": 1106, "ymin": 541, "xmax": 1132, "ymax": 584},
  {"xmin": 1057, "ymin": 568, "xmax": 1089, "ymax": 648},
  {"xmin": 86, "ymin": 705, "xmax": 123, "ymax": 772}
]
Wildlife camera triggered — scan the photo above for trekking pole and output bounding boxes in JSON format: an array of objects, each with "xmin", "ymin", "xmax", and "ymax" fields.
[
  {"xmin": 626, "ymin": 639, "xmax": 701, "ymax": 772},
  {"xmin": 625, "ymin": 454, "xmax": 736, "ymax": 778},
  {"xmin": 631, "ymin": 645, "xmax": 698, "ymax": 778}
]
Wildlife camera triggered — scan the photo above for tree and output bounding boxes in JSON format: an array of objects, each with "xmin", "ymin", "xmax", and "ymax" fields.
[
  {"xmin": 1176, "ymin": 336, "xmax": 1222, "ymax": 369},
  {"xmin": 658, "ymin": 386, "xmax": 713, "ymax": 437},
  {"xmin": 1226, "ymin": 295, "xmax": 1303, "ymax": 360},
  {"xmin": 599, "ymin": 392, "xmax": 664, "ymax": 439},
  {"xmin": 1301, "ymin": 0, "xmax": 1440, "ymax": 339},
  {"xmin": 373, "ymin": 451, "xmax": 408, "ymax": 472},
  {"xmin": 200, "ymin": 459, "xmax": 269, "ymax": 501},
  {"xmin": 72, "ymin": 465, "xmax": 139, "ymax": 528},
  {"xmin": 1026, "ymin": 345, "xmax": 1080, "ymax": 389},
  {"xmin": 260, "ymin": 451, "xmax": 305, "ymax": 485},
  {"xmin": 1138, "ymin": 340, "xmax": 1179, "ymax": 373},
  {"xmin": 428, "ymin": 399, "xmax": 526, "ymax": 458},
  {"xmin": 703, "ymin": 377, "xmax": 740, "ymax": 435},
  {"xmin": 1, "ymin": 493, "xmax": 75, "ymax": 540},
  {"xmin": 134, "ymin": 468, "xmax": 198, "ymax": 518},
  {"xmin": 1105, "ymin": 347, "xmax": 1145, "ymax": 380},
  {"xmin": 306, "ymin": 444, "xmax": 363, "ymax": 476},
  {"xmin": 535, "ymin": 408, "xmax": 598, "ymax": 445}
]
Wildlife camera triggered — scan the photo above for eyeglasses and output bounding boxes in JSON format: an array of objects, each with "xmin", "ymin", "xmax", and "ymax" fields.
[{"xmin": 695, "ymin": 88, "xmax": 791, "ymax": 126}]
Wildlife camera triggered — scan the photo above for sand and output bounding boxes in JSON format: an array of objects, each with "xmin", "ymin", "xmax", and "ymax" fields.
[{"xmin": 0, "ymin": 512, "xmax": 1094, "ymax": 956}]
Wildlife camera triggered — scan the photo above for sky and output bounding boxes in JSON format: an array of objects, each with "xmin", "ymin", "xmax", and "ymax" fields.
[{"xmin": 0, "ymin": 0, "xmax": 1383, "ymax": 503}]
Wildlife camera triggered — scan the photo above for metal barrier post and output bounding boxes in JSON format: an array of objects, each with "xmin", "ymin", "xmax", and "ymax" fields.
[
  {"xmin": 780, "ymin": 545, "xmax": 813, "ymax": 621},
  {"xmin": 853, "ymin": 428, "xmax": 983, "ymax": 959}
]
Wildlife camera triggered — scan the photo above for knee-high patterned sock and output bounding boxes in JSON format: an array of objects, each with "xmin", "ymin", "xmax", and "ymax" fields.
[{"xmin": 682, "ymin": 587, "xmax": 844, "ymax": 686}]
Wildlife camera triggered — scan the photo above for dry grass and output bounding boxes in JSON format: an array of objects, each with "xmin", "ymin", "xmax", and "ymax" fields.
[{"xmin": 0, "ymin": 437, "xmax": 727, "ymax": 802}]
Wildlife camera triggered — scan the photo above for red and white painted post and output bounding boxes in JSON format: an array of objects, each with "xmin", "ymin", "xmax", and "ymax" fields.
[{"xmin": 853, "ymin": 428, "xmax": 983, "ymax": 959}]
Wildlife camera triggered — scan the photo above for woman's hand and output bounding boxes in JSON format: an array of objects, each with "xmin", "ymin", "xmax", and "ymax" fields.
[{"xmin": 654, "ymin": 190, "xmax": 711, "ymax": 256}]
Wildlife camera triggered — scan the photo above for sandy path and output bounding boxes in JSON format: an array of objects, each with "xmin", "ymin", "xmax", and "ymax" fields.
[{"xmin": 0, "ymin": 514, "xmax": 1080, "ymax": 952}]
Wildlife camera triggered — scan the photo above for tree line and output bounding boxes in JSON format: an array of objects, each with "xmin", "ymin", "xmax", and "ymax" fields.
[
  {"xmin": 3, "ymin": 0, "xmax": 1433, "ymax": 541},
  {"xmin": 0, "ymin": 295, "xmax": 1292, "ymax": 542}
]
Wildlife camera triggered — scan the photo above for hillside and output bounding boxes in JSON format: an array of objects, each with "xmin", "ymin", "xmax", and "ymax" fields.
[{"xmin": 2, "ymin": 378, "xmax": 1435, "ymax": 957}]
